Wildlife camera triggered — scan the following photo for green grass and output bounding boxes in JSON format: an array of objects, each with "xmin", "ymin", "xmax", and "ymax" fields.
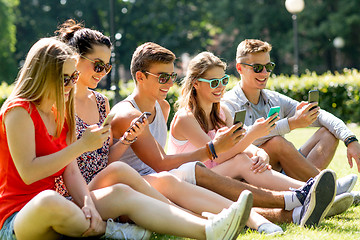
[{"xmin": 153, "ymin": 125, "xmax": 360, "ymax": 240}]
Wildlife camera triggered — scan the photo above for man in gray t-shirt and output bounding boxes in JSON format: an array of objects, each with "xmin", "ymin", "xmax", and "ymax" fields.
[{"xmin": 222, "ymin": 39, "xmax": 360, "ymax": 182}]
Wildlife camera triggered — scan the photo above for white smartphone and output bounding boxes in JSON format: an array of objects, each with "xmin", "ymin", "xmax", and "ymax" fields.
[{"xmin": 101, "ymin": 112, "xmax": 115, "ymax": 127}]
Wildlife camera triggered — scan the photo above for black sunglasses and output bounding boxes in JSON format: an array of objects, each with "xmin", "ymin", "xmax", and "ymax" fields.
[
  {"xmin": 145, "ymin": 71, "xmax": 177, "ymax": 84},
  {"xmin": 64, "ymin": 70, "xmax": 80, "ymax": 86},
  {"xmin": 241, "ymin": 62, "xmax": 275, "ymax": 73},
  {"xmin": 81, "ymin": 56, "xmax": 112, "ymax": 74}
]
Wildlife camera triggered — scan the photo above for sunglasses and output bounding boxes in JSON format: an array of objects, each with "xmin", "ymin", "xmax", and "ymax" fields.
[
  {"xmin": 81, "ymin": 55, "xmax": 112, "ymax": 74},
  {"xmin": 145, "ymin": 71, "xmax": 177, "ymax": 84},
  {"xmin": 198, "ymin": 75, "xmax": 230, "ymax": 89},
  {"xmin": 241, "ymin": 62, "xmax": 275, "ymax": 73},
  {"xmin": 64, "ymin": 70, "xmax": 80, "ymax": 86}
]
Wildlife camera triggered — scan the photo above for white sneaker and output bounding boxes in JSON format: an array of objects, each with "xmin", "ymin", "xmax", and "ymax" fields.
[
  {"xmin": 103, "ymin": 219, "xmax": 152, "ymax": 240},
  {"xmin": 326, "ymin": 192, "xmax": 354, "ymax": 217},
  {"xmin": 336, "ymin": 174, "xmax": 357, "ymax": 195},
  {"xmin": 205, "ymin": 190, "xmax": 252, "ymax": 240}
]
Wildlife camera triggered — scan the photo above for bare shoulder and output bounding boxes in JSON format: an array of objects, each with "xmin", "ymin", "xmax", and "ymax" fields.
[
  {"xmin": 158, "ymin": 99, "xmax": 170, "ymax": 114},
  {"xmin": 175, "ymin": 108, "xmax": 195, "ymax": 122},
  {"xmin": 110, "ymin": 101, "xmax": 142, "ymax": 138},
  {"xmin": 4, "ymin": 107, "xmax": 34, "ymax": 132}
]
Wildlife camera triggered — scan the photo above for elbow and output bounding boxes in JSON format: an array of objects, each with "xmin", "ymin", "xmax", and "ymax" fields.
[{"xmin": 20, "ymin": 174, "xmax": 37, "ymax": 185}]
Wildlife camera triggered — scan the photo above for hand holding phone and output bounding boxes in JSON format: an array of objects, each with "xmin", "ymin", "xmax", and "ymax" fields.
[
  {"xmin": 233, "ymin": 110, "xmax": 246, "ymax": 132},
  {"xmin": 102, "ymin": 113, "xmax": 115, "ymax": 127},
  {"xmin": 126, "ymin": 112, "xmax": 151, "ymax": 132},
  {"xmin": 267, "ymin": 106, "xmax": 280, "ymax": 119},
  {"xmin": 308, "ymin": 90, "xmax": 319, "ymax": 111}
]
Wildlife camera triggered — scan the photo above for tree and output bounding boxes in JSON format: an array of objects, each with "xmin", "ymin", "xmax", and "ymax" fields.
[{"xmin": 0, "ymin": 0, "xmax": 19, "ymax": 84}]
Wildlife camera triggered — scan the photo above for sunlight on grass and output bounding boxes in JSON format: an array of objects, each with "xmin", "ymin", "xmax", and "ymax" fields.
[{"xmin": 154, "ymin": 125, "xmax": 360, "ymax": 240}]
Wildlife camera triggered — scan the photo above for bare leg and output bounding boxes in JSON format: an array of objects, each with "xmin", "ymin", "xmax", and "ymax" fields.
[
  {"xmin": 14, "ymin": 190, "xmax": 102, "ymax": 240},
  {"xmin": 144, "ymin": 172, "xmax": 272, "ymax": 230},
  {"xmin": 88, "ymin": 161, "xmax": 171, "ymax": 204},
  {"xmin": 253, "ymin": 208, "xmax": 293, "ymax": 223},
  {"xmin": 91, "ymin": 183, "xmax": 206, "ymax": 239},
  {"xmin": 299, "ymin": 127, "xmax": 339, "ymax": 170},
  {"xmin": 260, "ymin": 136, "xmax": 320, "ymax": 181},
  {"xmin": 211, "ymin": 153, "xmax": 304, "ymax": 191},
  {"xmin": 194, "ymin": 164, "xmax": 286, "ymax": 208},
  {"xmin": 144, "ymin": 172, "xmax": 233, "ymax": 214}
]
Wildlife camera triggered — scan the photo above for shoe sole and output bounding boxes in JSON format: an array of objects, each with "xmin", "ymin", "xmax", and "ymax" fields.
[
  {"xmin": 301, "ymin": 170, "xmax": 336, "ymax": 227},
  {"xmin": 228, "ymin": 190, "xmax": 253, "ymax": 240},
  {"xmin": 326, "ymin": 193, "xmax": 354, "ymax": 218}
]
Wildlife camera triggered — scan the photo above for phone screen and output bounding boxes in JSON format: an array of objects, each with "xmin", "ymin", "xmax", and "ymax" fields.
[
  {"xmin": 308, "ymin": 90, "xmax": 319, "ymax": 110},
  {"xmin": 267, "ymin": 106, "xmax": 280, "ymax": 119},
  {"xmin": 102, "ymin": 113, "xmax": 115, "ymax": 127},
  {"xmin": 233, "ymin": 110, "xmax": 246, "ymax": 132}
]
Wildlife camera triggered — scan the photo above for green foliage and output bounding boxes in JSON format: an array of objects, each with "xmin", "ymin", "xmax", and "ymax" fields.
[{"xmin": 0, "ymin": 0, "xmax": 19, "ymax": 84}]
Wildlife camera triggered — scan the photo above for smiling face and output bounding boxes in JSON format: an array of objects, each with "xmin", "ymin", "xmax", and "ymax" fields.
[
  {"xmin": 194, "ymin": 66, "xmax": 226, "ymax": 105},
  {"xmin": 76, "ymin": 44, "xmax": 111, "ymax": 89},
  {"xmin": 62, "ymin": 58, "xmax": 77, "ymax": 102},
  {"xmin": 237, "ymin": 51, "xmax": 271, "ymax": 91},
  {"xmin": 141, "ymin": 62, "xmax": 175, "ymax": 100}
]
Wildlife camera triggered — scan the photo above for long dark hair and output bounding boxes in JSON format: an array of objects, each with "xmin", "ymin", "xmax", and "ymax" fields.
[{"xmin": 55, "ymin": 19, "xmax": 112, "ymax": 55}]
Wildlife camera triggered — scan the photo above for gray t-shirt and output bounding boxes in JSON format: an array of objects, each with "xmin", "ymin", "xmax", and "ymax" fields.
[
  {"xmin": 221, "ymin": 82, "xmax": 354, "ymax": 146},
  {"xmin": 112, "ymin": 96, "xmax": 167, "ymax": 175}
]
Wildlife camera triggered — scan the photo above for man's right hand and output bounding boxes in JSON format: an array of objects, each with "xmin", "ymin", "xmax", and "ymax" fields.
[{"xmin": 288, "ymin": 101, "xmax": 319, "ymax": 130}]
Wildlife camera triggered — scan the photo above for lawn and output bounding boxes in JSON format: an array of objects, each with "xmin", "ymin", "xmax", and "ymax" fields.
[{"xmin": 152, "ymin": 125, "xmax": 360, "ymax": 240}]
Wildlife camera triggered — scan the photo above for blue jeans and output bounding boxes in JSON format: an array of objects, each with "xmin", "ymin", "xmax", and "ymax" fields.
[{"xmin": 0, "ymin": 212, "xmax": 17, "ymax": 240}]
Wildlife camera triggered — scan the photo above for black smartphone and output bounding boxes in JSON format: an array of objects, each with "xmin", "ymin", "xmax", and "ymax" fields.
[
  {"xmin": 101, "ymin": 112, "xmax": 115, "ymax": 127},
  {"xmin": 308, "ymin": 90, "xmax": 319, "ymax": 111},
  {"xmin": 233, "ymin": 110, "xmax": 246, "ymax": 132},
  {"xmin": 126, "ymin": 112, "xmax": 151, "ymax": 132}
]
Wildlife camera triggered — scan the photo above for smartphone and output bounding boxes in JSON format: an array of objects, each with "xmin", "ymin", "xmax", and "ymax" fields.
[
  {"xmin": 308, "ymin": 90, "xmax": 319, "ymax": 111},
  {"xmin": 137, "ymin": 112, "xmax": 152, "ymax": 123},
  {"xmin": 101, "ymin": 112, "xmax": 115, "ymax": 127},
  {"xmin": 126, "ymin": 112, "xmax": 151, "ymax": 132},
  {"xmin": 233, "ymin": 110, "xmax": 246, "ymax": 132},
  {"xmin": 267, "ymin": 106, "xmax": 280, "ymax": 119}
]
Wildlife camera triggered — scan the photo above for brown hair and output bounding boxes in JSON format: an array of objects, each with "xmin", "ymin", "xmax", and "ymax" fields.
[
  {"xmin": 236, "ymin": 39, "xmax": 272, "ymax": 63},
  {"xmin": 55, "ymin": 19, "xmax": 112, "ymax": 56},
  {"xmin": 177, "ymin": 52, "xmax": 227, "ymax": 133},
  {"xmin": 130, "ymin": 42, "xmax": 175, "ymax": 82}
]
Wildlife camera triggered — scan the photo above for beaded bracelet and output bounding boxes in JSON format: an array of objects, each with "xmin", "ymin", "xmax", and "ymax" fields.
[
  {"xmin": 205, "ymin": 143, "xmax": 213, "ymax": 160},
  {"xmin": 344, "ymin": 136, "xmax": 358, "ymax": 147},
  {"xmin": 120, "ymin": 136, "xmax": 138, "ymax": 145},
  {"xmin": 208, "ymin": 141, "xmax": 218, "ymax": 159}
]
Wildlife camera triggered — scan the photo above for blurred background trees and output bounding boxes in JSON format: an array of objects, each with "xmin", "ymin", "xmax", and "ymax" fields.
[{"xmin": 1, "ymin": 0, "xmax": 360, "ymax": 86}]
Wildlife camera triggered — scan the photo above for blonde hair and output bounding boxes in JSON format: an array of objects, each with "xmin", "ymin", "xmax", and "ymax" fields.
[
  {"xmin": 236, "ymin": 39, "xmax": 272, "ymax": 63},
  {"xmin": 177, "ymin": 52, "xmax": 226, "ymax": 133},
  {"xmin": 1, "ymin": 38, "xmax": 77, "ymax": 141}
]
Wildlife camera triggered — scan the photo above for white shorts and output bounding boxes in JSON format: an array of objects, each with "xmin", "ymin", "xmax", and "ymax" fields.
[{"xmin": 168, "ymin": 161, "xmax": 206, "ymax": 185}]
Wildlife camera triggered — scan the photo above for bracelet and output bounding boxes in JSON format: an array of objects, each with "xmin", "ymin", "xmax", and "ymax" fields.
[
  {"xmin": 205, "ymin": 143, "xmax": 213, "ymax": 160},
  {"xmin": 208, "ymin": 141, "xmax": 218, "ymax": 159},
  {"xmin": 344, "ymin": 136, "xmax": 358, "ymax": 147},
  {"xmin": 120, "ymin": 136, "xmax": 137, "ymax": 145}
]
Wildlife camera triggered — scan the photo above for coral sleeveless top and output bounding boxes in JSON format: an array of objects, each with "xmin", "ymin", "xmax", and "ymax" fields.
[{"xmin": 0, "ymin": 100, "xmax": 68, "ymax": 228}]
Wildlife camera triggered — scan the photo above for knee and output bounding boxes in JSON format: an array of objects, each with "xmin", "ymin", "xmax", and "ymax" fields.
[
  {"xmin": 318, "ymin": 127, "xmax": 339, "ymax": 145},
  {"xmin": 150, "ymin": 172, "xmax": 180, "ymax": 190},
  {"xmin": 107, "ymin": 161, "xmax": 135, "ymax": 177},
  {"xmin": 111, "ymin": 183, "xmax": 138, "ymax": 199},
  {"xmin": 33, "ymin": 190, "xmax": 68, "ymax": 213},
  {"xmin": 266, "ymin": 136, "xmax": 294, "ymax": 152}
]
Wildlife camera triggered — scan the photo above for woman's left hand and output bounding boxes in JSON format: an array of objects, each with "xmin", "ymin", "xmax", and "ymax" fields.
[
  {"xmin": 250, "ymin": 149, "xmax": 271, "ymax": 173},
  {"xmin": 81, "ymin": 203, "xmax": 105, "ymax": 237}
]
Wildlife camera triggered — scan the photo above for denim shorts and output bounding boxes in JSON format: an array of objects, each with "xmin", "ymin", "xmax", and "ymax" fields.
[{"xmin": 0, "ymin": 212, "xmax": 18, "ymax": 240}]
